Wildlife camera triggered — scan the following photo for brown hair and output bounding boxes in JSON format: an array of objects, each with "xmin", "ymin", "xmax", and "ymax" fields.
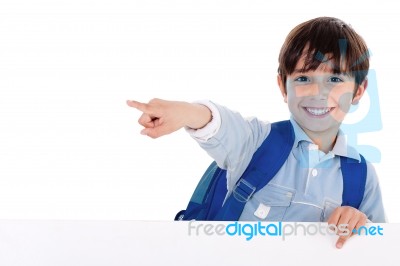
[{"xmin": 278, "ymin": 17, "xmax": 369, "ymax": 91}]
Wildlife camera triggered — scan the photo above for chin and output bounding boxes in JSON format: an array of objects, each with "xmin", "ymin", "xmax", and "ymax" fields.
[{"xmin": 303, "ymin": 120, "xmax": 339, "ymax": 133}]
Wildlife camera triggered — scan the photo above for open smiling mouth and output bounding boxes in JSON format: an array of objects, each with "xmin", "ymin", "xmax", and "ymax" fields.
[{"xmin": 303, "ymin": 107, "xmax": 334, "ymax": 117}]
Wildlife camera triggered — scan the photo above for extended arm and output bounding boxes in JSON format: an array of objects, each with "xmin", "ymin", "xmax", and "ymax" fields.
[
  {"xmin": 127, "ymin": 98, "xmax": 271, "ymax": 191},
  {"xmin": 126, "ymin": 98, "xmax": 212, "ymax": 138}
]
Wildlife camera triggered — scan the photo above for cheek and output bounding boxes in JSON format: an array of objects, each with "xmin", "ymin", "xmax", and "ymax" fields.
[
  {"xmin": 330, "ymin": 82, "xmax": 354, "ymax": 100},
  {"xmin": 286, "ymin": 81, "xmax": 302, "ymax": 98},
  {"xmin": 292, "ymin": 85, "xmax": 318, "ymax": 98},
  {"xmin": 338, "ymin": 92, "xmax": 353, "ymax": 111},
  {"xmin": 286, "ymin": 91, "xmax": 300, "ymax": 107},
  {"xmin": 286, "ymin": 84, "xmax": 303, "ymax": 101},
  {"xmin": 329, "ymin": 90, "xmax": 354, "ymax": 122},
  {"xmin": 330, "ymin": 88, "xmax": 353, "ymax": 110}
]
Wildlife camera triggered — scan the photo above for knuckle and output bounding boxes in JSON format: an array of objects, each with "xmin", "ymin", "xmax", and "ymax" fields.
[
  {"xmin": 360, "ymin": 213, "xmax": 367, "ymax": 222},
  {"xmin": 149, "ymin": 98, "xmax": 160, "ymax": 104}
]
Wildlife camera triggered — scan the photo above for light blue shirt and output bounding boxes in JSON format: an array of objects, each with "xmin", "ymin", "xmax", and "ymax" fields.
[{"xmin": 187, "ymin": 101, "xmax": 386, "ymax": 222}]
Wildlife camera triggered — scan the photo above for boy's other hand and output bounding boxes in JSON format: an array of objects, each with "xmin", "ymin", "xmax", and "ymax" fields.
[
  {"xmin": 127, "ymin": 98, "xmax": 212, "ymax": 138},
  {"xmin": 327, "ymin": 206, "xmax": 367, "ymax": 249}
]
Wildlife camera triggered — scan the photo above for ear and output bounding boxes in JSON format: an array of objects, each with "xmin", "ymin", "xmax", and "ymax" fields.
[
  {"xmin": 277, "ymin": 75, "xmax": 288, "ymax": 103},
  {"xmin": 352, "ymin": 79, "xmax": 368, "ymax": 105}
]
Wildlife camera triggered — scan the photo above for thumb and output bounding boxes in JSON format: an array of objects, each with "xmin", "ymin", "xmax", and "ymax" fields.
[{"xmin": 141, "ymin": 126, "xmax": 170, "ymax": 139}]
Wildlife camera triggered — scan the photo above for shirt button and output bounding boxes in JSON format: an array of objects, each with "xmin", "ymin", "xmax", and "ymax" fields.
[
  {"xmin": 257, "ymin": 210, "xmax": 265, "ymax": 217},
  {"xmin": 311, "ymin": 168, "xmax": 318, "ymax": 177}
]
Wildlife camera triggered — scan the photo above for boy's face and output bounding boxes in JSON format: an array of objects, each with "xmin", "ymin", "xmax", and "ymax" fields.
[{"xmin": 278, "ymin": 54, "xmax": 367, "ymax": 137}]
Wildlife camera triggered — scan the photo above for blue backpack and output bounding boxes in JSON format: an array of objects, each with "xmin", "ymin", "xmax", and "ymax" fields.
[{"xmin": 175, "ymin": 120, "xmax": 367, "ymax": 221}]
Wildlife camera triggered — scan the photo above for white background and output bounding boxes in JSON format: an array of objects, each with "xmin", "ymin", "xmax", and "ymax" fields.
[
  {"xmin": 0, "ymin": 0, "xmax": 399, "ymax": 221},
  {"xmin": 1, "ymin": 221, "xmax": 399, "ymax": 265}
]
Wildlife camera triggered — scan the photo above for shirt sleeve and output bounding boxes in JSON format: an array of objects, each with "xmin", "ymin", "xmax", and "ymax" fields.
[
  {"xmin": 184, "ymin": 100, "xmax": 222, "ymax": 142},
  {"xmin": 359, "ymin": 162, "xmax": 387, "ymax": 222},
  {"xmin": 185, "ymin": 100, "xmax": 272, "ymax": 191}
]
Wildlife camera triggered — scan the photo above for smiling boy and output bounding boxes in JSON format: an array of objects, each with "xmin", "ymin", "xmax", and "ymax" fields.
[
  {"xmin": 127, "ymin": 17, "xmax": 386, "ymax": 248},
  {"xmin": 279, "ymin": 50, "xmax": 365, "ymax": 153}
]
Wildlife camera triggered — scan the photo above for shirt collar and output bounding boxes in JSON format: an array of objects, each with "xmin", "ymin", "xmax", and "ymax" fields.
[{"xmin": 289, "ymin": 116, "xmax": 361, "ymax": 162}]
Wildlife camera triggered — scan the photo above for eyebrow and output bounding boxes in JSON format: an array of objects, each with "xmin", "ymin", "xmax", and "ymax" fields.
[
  {"xmin": 293, "ymin": 69, "xmax": 306, "ymax": 74},
  {"xmin": 292, "ymin": 69, "xmax": 351, "ymax": 77}
]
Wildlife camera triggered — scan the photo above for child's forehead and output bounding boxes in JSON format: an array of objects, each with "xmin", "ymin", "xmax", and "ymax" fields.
[
  {"xmin": 294, "ymin": 53, "xmax": 335, "ymax": 73},
  {"xmin": 292, "ymin": 45, "xmax": 353, "ymax": 76}
]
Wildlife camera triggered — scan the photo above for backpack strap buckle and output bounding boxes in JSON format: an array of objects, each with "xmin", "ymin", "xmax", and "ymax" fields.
[{"xmin": 233, "ymin": 179, "xmax": 256, "ymax": 203}]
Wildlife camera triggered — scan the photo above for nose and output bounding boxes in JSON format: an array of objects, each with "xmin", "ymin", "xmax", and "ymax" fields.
[{"xmin": 309, "ymin": 80, "xmax": 329, "ymax": 100}]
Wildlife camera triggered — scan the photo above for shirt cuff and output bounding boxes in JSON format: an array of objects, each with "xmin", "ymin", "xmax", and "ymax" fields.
[{"xmin": 185, "ymin": 100, "xmax": 221, "ymax": 142}]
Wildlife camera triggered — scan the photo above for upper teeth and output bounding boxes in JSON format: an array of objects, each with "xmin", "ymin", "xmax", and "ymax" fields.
[{"xmin": 306, "ymin": 107, "xmax": 331, "ymax": 116}]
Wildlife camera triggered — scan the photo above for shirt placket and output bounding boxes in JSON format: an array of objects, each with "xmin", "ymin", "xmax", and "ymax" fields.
[{"xmin": 304, "ymin": 143, "xmax": 321, "ymax": 195}]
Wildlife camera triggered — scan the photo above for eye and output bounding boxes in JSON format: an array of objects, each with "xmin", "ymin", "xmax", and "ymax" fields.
[
  {"xmin": 329, "ymin": 76, "xmax": 343, "ymax": 83},
  {"xmin": 294, "ymin": 76, "xmax": 310, "ymax": 82}
]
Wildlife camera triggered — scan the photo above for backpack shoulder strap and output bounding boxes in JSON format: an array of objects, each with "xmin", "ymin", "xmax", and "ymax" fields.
[
  {"xmin": 176, "ymin": 120, "xmax": 294, "ymax": 221},
  {"xmin": 214, "ymin": 120, "xmax": 295, "ymax": 220},
  {"xmin": 340, "ymin": 154, "xmax": 367, "ymax": 209}
]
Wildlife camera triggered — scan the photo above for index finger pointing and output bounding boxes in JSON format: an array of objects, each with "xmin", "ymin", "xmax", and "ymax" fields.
[
  {"xmin": 336, "ymin": 236, "xmax": 347, "ymax": 249},
  {"xmin": 126, "ymin": 100, "xmax": 150, "ymax": 113}
]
